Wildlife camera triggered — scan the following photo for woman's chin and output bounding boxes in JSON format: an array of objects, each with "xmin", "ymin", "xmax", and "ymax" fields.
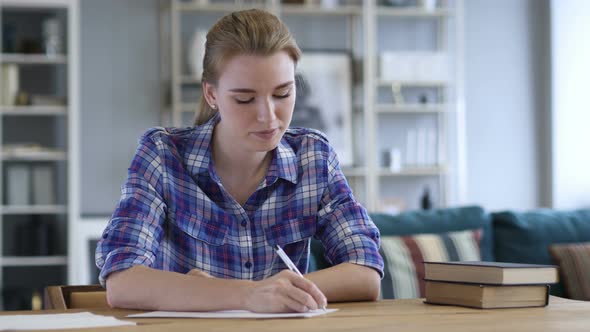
[
  {"xmin": 247, "ymin": 137, "xmax": 281, "ymax": 152},
  {"xmin": 248, "ymin": 131, "xmax": 283, "ymax": 151}
]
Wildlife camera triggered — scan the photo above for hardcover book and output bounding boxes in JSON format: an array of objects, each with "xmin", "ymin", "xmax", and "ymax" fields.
[
  {"xmin": 425, "ymin": 280, "xmax": 550, "ymax": 309},
  {"xmin": 424, "ymin": 261, "xmax": 559, "ymax": 285}
]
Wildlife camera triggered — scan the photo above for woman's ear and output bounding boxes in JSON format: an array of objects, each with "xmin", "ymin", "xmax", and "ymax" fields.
[{"xmin": 202, "ymin": 81, "xmax": 217, "ymax": 109}]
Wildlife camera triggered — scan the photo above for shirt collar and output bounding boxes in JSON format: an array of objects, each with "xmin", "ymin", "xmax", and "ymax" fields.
[
  {"xmin": 185, "ymin": 113, "xmax": 218, "ymax": 177},
  {"xmin": 267, "ymin": 138, "xmax": 298, "ymax": 185},
  {"xmin": 186, "ymin": 113, "xmax": 298, "ymax": 185}
]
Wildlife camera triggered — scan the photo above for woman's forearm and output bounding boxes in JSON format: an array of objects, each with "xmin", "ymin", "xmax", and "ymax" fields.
[
  {"xmin": 106, "ymin": 265, "xmax": 253, "ymax": 311},
  {"xmin": 305, "ymin": 263, "xmax": 381, "ymax": 302}
]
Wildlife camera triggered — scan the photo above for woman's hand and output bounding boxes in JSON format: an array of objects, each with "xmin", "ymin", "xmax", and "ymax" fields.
[
  {"xmin": 241, "ymin": 270, "xmax": 327, "ymax": 313},
  {"xmin": 186, "ymin": 268, "xmax": 215, "ymax": 278}
]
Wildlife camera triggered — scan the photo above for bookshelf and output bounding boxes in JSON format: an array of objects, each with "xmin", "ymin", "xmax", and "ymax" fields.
[
  {"xmin": 1, "ymin": 53, "xmax": 67, "ymax": 64},
  {"xmin": 162, "ymin": 0, "xmax": 465, "ymax": 213},
  {"xmin": 0, "ymin": 0, "xmax": 79, "ymax": 310}
]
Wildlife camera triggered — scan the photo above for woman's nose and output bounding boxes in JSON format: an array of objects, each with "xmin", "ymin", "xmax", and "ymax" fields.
[{"xmin": 257, "ymin": 97, "xmax": 277, "ymax": 123}]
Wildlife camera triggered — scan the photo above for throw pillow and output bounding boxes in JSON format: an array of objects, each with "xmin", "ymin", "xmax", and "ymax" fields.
[
  {"xmin": 380, "ymin": 228, "xmax": 482, "ymax": 299},
  {"xmin": 492, "ymin": 208, "xmax": 590, "ymax": 297},
  {"xmin": 549, "ymin": 242, "xmax": 590, "ymax": 300}
]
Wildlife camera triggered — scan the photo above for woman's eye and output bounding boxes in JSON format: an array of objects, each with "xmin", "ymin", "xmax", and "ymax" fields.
[
  {"xmin": 236, "ymin": 97, "xmax": 255, "ymax": 104},
  {"xmin": 274, "ymin": 93, "xmax": 291, "ymax": 99}
]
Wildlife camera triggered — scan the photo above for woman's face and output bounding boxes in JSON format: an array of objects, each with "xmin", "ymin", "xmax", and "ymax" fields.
[{"xmin": 205, "ymin": 51, "xmax": 296, "ymax": 153}]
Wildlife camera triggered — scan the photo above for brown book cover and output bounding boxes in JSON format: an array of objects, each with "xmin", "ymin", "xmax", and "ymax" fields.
[
  {"xmin": 424, "ymin": 280, "xmax": 550, "ymax": 309},
  {"xmin": 424, "ymin": 261, "xmax": 559, "ymax": 285}
]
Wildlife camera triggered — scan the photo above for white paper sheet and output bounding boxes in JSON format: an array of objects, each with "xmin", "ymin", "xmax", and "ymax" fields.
[
  {"xmin": 0, "ymin": 312, "xmax": 136, "ymax": 330},
  {"xmin": 128, "ymin": 308, "xmax": 338, "ymax": 319}
]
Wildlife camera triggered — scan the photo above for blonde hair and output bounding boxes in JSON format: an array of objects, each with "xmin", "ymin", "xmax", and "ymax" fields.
[{"xmin": 194, "ymin": 9, "xmax": 302, "ymax": 126}]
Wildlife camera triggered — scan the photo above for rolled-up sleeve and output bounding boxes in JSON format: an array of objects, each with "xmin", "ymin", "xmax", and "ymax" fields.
[
  {"xmin": 315, "ymin": 147, "xmax": 384, "ymax": 278},
  {"xmin": 95, "ymin": 132, "xmax": 167, "ymax": 286}
]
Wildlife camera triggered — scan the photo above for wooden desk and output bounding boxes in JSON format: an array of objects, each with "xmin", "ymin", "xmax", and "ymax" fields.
[{"xmin": 5, "ymin": 296, "xmax": 589, "ymax": 331}]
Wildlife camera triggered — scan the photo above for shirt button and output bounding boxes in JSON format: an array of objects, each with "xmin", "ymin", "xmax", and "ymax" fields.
[
  {"xmin": 245, "ymin": 261, "xmax": 252, "ymax": 269},
  {"xmin": 241, "ymin": 220, "xmax": 247, "ymax": 227}
]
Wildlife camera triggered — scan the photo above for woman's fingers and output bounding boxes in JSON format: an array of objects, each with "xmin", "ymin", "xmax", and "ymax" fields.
[
  {"xmin": 280, "ymin": 292, "xmax": 311, "ymax": 313},
  {"xmin": 281, "ymin": 280, "xmax": 319, "ymax": 310},
  {"xmin": 243, "ymin": 270, "xmax": 327, "ymax": 313},
  {"xmin": 287, "ymin": 272, "xmax": 327, "ymax": 309}
]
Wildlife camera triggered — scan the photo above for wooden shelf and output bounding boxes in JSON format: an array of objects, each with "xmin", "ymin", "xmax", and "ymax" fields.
[
  {"xmin": 376, "ymin": 104, "xmax": 448, "ymax": 113},
  {"xmin": 177, "ymin": 2, "xmax": 361, "ymax": 15},
  {"xmin": 1, "ymin": 205, "xmax": 67, "ymax": 215},
  {"xmin": 0, "ymin": 150, "xmax": 67, "ymax": 161},
  {"xmin": 377, "ymin": 79, "xmax": 447, "ymax": 87},
  {"xmin": 1, "ymin": 53, "xmax": 67, "ymax": 64},
  {"xmin": 177, "ymin": 2, "xmax": 264, "ymax": 13},
  {"xmin": 0, "ymin": 256, "xmax": 67, "ymax": 267},
  {"xmin": 176, "ymin": 4, "xmax": 448, "ymax": 16},
  {"xmin": 376, "ymin": 6, "xmax": 450, "ymax": 17},
  {"xmin": 0, "ymin": 106, "xmax": 67, "ymax": 116},
  {"xmin": 0, "ymin": 0, "xmax": 71, "ymax": 9},
  {"xmin": 378, "ymin": 166, "xmax": 446, "ymax": 176},
  {"xmin": 281, "ymin": 4, "xmax": 361, "ymax": 16}
]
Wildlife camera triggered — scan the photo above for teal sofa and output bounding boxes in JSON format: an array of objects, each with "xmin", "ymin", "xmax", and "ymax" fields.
[{"xmin": 309, "ymin": 205, "xmax": 590, "ymax": 298}]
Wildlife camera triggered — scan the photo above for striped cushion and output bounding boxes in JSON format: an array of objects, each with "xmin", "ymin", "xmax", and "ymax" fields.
[
  {"xmin": 380, "ymin": 229, "xmax": 482, "ymax": 299},
  {"xmin": 549, "ymin": 242, "xmax": 590, "ymax": 300}
]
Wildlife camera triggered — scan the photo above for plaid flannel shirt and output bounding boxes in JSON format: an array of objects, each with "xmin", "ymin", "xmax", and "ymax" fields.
[{"xmin": 96, "ymin": 114, "xmax": 383, "ymax": 286}]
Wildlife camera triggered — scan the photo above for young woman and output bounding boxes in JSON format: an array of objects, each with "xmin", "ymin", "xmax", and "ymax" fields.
[{"xmin": 96, "ymin": 8, "xmax": 383, "ymax": 313}]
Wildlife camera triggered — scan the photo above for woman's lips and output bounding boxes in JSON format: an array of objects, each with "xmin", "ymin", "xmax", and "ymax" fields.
[{"xmin": 252, "ymin": 128, "xmax": 278, "ymax": 140}]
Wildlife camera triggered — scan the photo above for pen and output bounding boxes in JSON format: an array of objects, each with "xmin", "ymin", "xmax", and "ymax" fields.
[{"xmin": 274, "ymin": 244, "xmax": 327, "ymax": 312}]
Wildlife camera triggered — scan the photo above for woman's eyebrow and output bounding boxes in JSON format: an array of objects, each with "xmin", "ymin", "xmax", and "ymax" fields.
[
  {"xmin": 275, "ymin": 81, "xmax": 294, "ymax": 89},
  {"xmin": 228, "ymin": 81, "xmax": 294, "ymax": 93},
  {"xmin": 228, "ymin": 88, "xmax": 256, "ymax": 93}
]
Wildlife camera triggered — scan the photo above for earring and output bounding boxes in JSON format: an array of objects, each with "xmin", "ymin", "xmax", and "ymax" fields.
[{"xmin": 210, "ymin": 104, "xmax": 217, "ymax": 110}]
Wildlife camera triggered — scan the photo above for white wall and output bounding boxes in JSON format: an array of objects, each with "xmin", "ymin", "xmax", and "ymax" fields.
[
  {"xmin": 80, "ymin": 0, "xmax": 161, "ymax": 215},
  {"xmin": 550, "ymin": 0, "xmax": 590, "ymax": 209},
  {"xmin": 463, "ymin": 0, "xmax": 550, "ymax": 211}
]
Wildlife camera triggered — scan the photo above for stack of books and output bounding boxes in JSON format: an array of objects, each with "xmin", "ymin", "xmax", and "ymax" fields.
[{"xmin": 424, "ymin": 261, "xmax": 559, "ymax": 309}]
